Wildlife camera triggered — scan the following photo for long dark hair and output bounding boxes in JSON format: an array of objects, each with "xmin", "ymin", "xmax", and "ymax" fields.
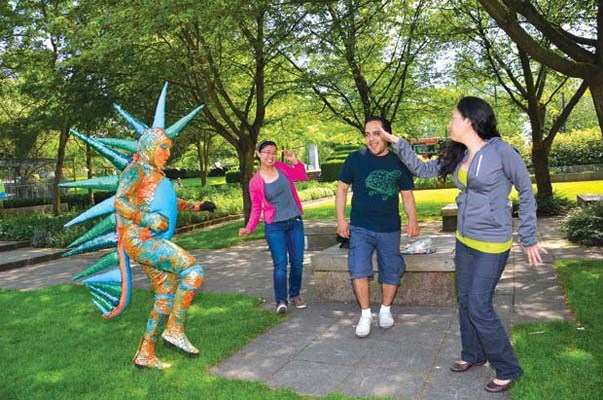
[{"xmin": 438, "ymin": 96, "xmax": 501, "ymax": 179}]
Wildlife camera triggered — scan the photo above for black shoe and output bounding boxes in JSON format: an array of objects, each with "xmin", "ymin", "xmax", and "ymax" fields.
[
  {"xmin": 450, "ymin": 360, "xmax": 486, "ymax": 372},
  {"xmin": 485, "ymin": 379, "xmax": 513, "ymax": 393}
]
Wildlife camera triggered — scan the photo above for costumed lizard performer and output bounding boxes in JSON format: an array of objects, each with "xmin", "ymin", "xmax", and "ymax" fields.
[
  {"xmin": 116, "ymin": 126, "xmax": 215, "ymax": 369},
  {"xmin": 59, "ymin": 83, "xmax": 214, "ymax": 370}
]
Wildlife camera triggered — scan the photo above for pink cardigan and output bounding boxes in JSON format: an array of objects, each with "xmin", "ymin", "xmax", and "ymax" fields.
[{"xmin": 245, "ymin": 161, "xmax": 307, "ymax": 233}]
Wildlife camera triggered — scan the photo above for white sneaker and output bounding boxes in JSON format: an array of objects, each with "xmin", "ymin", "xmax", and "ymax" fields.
[
  {"xmin": 355, "ymin": 315, "xmax": 372, "ymax": 338},
  {"xmin": 379, "ymin": 309, "xmax": 394, "ymax": 328}
]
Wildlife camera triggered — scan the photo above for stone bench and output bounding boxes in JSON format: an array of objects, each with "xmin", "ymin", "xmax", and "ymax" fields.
[
  {"xmin": 576, "ymin": 193, "xmax": 603, "ymax": 206},
  {"xmin": 311, "ymin": 235, "xmax": 457, "ymax": 306},
  {"xmin": 304, "ymin": 222, "xmax": 339, "ymax": 251},
  {"xmin": 441, "ymin": 204, "xmax": 458, "ymax": 232}
]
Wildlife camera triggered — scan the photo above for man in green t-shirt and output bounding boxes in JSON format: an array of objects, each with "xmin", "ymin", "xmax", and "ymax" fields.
[{"xmin": 336, "ymin": 116, "xmax": 420, "ymax": 338}]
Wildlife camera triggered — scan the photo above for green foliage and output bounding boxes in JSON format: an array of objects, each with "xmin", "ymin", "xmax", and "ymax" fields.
[
  {"xmin": 324, "ymin": 144, "xmax": 361, "ymax": 161},
  {"xmin": 0, "ymin": 181, "xmax": 337, "ymax": 247},
  {"xmin": 414, "ymin": 176, "xmax": 455, "ymax": 190},
  {"xmin": 325, "ymin": 144, "xmax": 362, "ymax": 160},
  {"xmin": 321, "ymin": 161, "xmax": 346, "ymax": 182},
  {"xmin": 534, "ymin": 192, "xmax": 576, "ymax": 217},
  {"xmin": 226, "ymin": 170, "xmax": 241, "ymax": 183},
  {"xmin": 512, "ymin": 260, "xmax": 603, "ymax": 399},
  {"xmin": 1, "ymin": 197, "xmax": 51, "ymax": 208},
  {"xmin": 562, "ymin": 203, "xmax": 603, "ymax": 246},
  {"xmin": 0, "ymin": 211, "xmax": 93, "ymax": 248},
  {"xmin": 549, "ymin": 128, "xmax": 603, "ymax": 167},
  {"xmin": 510, "ymin": 191, "xmax": 575, "ymax": 217}
]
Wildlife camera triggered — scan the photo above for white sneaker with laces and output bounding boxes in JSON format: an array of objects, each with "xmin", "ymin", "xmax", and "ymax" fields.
[
  {"xmin": 379, "ymin": 309, "xmax": 394, "ymax": 328},
  {"xmin": 355, "ymin": 315, "xmax": 373, "ymax": 338}
]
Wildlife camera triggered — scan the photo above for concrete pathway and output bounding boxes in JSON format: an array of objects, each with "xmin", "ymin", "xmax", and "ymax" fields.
[{"xmin": 0, "ymin": 217, "xmax": 600, "ymax": 399}]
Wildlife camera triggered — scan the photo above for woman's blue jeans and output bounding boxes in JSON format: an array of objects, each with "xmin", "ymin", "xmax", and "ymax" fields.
[
  {"xmin": 455, "ymin": 240, "xmax": 523, "ymax": 380},
  {"xmin": 264, "ymin": 217, "xmax": 304, "ymax": 304}
]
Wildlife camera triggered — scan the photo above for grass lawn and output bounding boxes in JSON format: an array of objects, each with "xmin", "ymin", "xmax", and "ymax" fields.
[
  {"xmin": 0, "ymin": 285, "xmax": 364, "ymax": 400},
  {"xmin": 511, "ymin": 259, "xmax": 603, "ymax": 400},
  {"xmin": 181, "ymin": 176, "xmax": 226, "ymax": 186}
]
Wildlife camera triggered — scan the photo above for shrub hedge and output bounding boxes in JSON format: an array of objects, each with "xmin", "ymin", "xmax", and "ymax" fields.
[
  {"xmin": 0, "ymin": 181, "xmax": 337, "ymax": 247},
  {"xmin": 319, "ymin": 144, "xmax": 362, "ymax": 181},
  {"xmin": 321, "ymin": 160, "xmax": 346, "ymax": 182},
  {"xmin": 225, "ymin": 170, "xmax": 241, "ymax": 183},
  {"xmin": 549, "ymin": 128, "xmax": 603, "ymax": 167},
  {"xmin": 562, "ymin": 202, "xmax": 603, "ymax": 246}
]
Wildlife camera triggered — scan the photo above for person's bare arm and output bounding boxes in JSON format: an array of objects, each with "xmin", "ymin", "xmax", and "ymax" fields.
[
  {"xmin": 400, "ymin": 190, "xmax": 420, "ymax": 237},
  {"xmin": 336, "ymin": 181, "xmax": 350, "ymax": 238}
]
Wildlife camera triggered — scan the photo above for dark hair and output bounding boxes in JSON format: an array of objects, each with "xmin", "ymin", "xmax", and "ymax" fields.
[
  {"xmin": 257, "ymin": 140, "xmax": 277, "ymax": 152},
  {"xmin": 438, "ymin": 96, "xmax": 501, "ymax": 179},
  {"xmin": 364, "ymin": 115, "xmax": 392, "ymax": 134}
]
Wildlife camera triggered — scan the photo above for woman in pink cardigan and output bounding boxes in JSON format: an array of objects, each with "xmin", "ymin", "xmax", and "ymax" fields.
[{"xmin": 239, "ymin": 140, "xmax": 308, "ymax": 314}]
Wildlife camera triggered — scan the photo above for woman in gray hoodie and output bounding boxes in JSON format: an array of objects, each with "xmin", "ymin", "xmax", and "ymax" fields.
[{"xmin": 379, "ymin": 96, "xmax": 545, "ymax": 393}]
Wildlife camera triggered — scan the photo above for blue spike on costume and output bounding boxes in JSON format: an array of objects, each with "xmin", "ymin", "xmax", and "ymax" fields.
[
  {"xmin": 113, "ymin": 104, "xmax": 148, "ymax": 137},
  {"xmin": 96, "ymin": 138, "xmax": 138, "ymax": 154},
  {"xmin": 68, "ymin": 214, "xmax": 116, "ymax": 249},
  {"xmin": 64, "ymin": 196, "xmax": 115, "ymax": 227},
  {"xmin": 83, "ymin": 267, "xmax": 122, "ymax": 284},
  {"xmin": 90, "ymin": 291, "xmax": 118, "ymax": 311},
  {"xmin": 62, "ymin": 232, "xmax": 117, "ymax": 257},
  {"xmin": 70, "ymin": 129, "xmax": 131, "ymax": 171},
  {"xmin": 166, "ymin": 105, "xmax": 205, "ymax": 139},
  {"xmin": 59, "ymin": 176, "xmax": 119, "ymax": 191},
  {"xmin": 152, "ymin": 82, "xmax": 168, "ymax": 128},
  {"xmin": 88, "ymin": 285, "xmax": 120, "ymax": 304},
  {"xmin": 91, "ymin": 299, "xmax": 111, "ymax": 315},
  {"xmin": 72, "ymin": 250, "xmax": 119, "ymax": 280}
]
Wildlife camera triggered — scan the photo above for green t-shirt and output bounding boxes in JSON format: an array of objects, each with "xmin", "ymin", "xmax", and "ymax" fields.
[{"xmin": 339, "ymin": 148, "xmax": 414, "ymax": 232}]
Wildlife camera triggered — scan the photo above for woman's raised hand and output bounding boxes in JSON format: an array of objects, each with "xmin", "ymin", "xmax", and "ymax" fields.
[{"xmin": 283, "ymin": 150, "xmax": 298, "ymax": 164}]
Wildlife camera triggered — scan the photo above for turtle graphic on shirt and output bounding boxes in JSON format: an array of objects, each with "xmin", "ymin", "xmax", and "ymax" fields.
[{"xmin": 366, "ymin": 170, "xmax": 402, "ymax": 200}]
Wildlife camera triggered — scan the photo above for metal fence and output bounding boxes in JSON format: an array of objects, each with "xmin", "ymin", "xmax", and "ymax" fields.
[{"xmin": 3, "ymin": 182, "xmax": 55, "ymax": 200}]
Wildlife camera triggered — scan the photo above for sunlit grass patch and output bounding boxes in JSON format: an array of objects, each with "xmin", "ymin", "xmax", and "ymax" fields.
[{"xmin": 511, "ymin": 259, "xmax": 603, "ymax": 400}]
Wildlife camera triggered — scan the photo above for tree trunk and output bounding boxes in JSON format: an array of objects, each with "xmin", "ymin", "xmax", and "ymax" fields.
[
  {"xmin": 237, "ymin": 143, "xmax": 256, "ymax": 224},
  {"xmin": 525, "ymin": 97, "xmax": 554, "ymax": 203},
  {"xmin": 52, "ymin": 127, "xmax": 70, "ymax": 215},
  {"xmin": 531, "ymin": 140, "xmax": 553, "ymax": 200},
  {"xmin": 587, "ymin": 72, "xmax": 603, "ymax": 137},
  {"xmin": 86, "ymin": 143, "xmax": 95, "ymax": 206},
  {"xmin": 195, "ymin": 138, "xmax": 207, "ymax": 187}
]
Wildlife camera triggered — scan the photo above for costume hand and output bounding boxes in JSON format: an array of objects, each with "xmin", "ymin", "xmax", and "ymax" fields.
[
  {"xmin": 523, "ymin": 243, "xmax": 547, "ymax": 266},
  {"xmin": 406, "ymin": 221, "xmax": 420, "ymax": 238},
  {"xmin": 283, "ymin": 150, "xmax": 298, "ymax": 164},
  {"xmin": 141, "ymin": 212, "xmax": 169, "ymax": 232},
  {"xmin": 337, "ymin": 219, "xmax": 350, "ymax": 239},
  {"xmin": 376, "ymin": 127, "xmax": 399, "ymax": 144},
  {"xmin": 239, "ymin": 227, "xmax": 251, "ymax": 237},
  {"xmin": 199, "ymin": 201, "xmax": 217, "ymax": 212}
]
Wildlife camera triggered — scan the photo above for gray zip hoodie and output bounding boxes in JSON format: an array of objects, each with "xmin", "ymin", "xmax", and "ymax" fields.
[{"xmin": 393, "ymin": 137, "xmax": 537, "ymax": 247}]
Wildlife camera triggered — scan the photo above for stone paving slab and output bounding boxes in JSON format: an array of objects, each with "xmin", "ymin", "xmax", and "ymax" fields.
[{"xmin": 0, "ymin": 247, "xmax": 65, "ymax": 272}]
